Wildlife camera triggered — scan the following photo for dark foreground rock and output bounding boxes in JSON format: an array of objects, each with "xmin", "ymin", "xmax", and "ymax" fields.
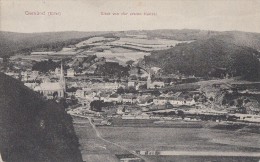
[{"xmin": 0, "ymin": 73, "xmax": 83, "ymax": 162}]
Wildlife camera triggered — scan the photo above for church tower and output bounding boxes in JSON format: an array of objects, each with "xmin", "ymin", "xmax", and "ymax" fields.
[
  {"xmin": 147, "ymin": 72, "xmax": 151, "ymax": 89},
  {"xmin": 60, "ymin": 61, "xmax": 66, "ymax": 91}
]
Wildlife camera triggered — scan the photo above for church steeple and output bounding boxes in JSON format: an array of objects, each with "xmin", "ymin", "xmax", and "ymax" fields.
[
  {"xmin": 147, "ymin": 70, "xmax": 151, "ymax": 89},
  {"xmin": 60, "ymin": 61, "xmax": 66, "ymax": 91}
]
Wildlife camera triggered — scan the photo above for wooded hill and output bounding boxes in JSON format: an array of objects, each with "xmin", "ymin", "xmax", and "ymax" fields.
[
  {"xmin": 144, "ymin": 37, "xmax": 260, "ymax": 80},
  {"xmin": 0, "ymin": 73, "xmax": 83, "ymax": 162}
]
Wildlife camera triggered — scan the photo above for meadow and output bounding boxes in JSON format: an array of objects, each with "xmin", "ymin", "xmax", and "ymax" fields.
[{"xmin": 73, "ymin": 116, "xmax": 260, "ymax": 162}]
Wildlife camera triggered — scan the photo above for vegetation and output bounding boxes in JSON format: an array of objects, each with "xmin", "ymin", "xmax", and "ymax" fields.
[
  {"xmin": 0, "ymin": 31, "xmax": 113, "ymax": 57},
  {"xmin": 32, "ymin": 59, "xmax": 69, "ymax": 73},
  {"xmin": 96, "ymin": 62, "xmax": 129, "ymax": 78},
  {"xmin": 90, "ymin": 100, "xmax": 114, "ymax": 112},
  {"xmin": 145, "ymin": 38, "xmax": 260, "ymax": 80},
  {"xmin": 0, "ymin": 73, "xmax": 83, "ymax": 162},
  {"xmin": 116, "ymin": 86, "xmax": 137, "ymax": 94}
]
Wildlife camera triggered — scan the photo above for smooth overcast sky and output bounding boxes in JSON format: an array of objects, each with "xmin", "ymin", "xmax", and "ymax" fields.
[{"xmin": 1, "ymin": 0, "xmax": 260, "ymax": 33}]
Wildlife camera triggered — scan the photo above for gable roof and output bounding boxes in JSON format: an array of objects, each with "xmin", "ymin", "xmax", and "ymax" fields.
[{"xmin": 34, "ymin": 82, "xmax": 63, "ymax": 91}]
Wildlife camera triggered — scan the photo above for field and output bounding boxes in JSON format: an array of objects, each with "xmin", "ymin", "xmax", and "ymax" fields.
[
  {"xmin": 76, "ymin": 37, "xmax": 116, "ymax": 47},
  {"xmin": 73, "ymin": 116, "xmax": 260, "ymax": 162},
  {"xmin": 75, "ymin": 36, "xmax": 192, "ymax": 53},
  {"xmin": 149, "ymin": 156, "xmax": 260, "ymax": 162},
  {"xmin": 107, "ymin": 37, "xmax": 193, "ymax": 52},
  {"xmin": 115, "ymin": 37, "xmax": 190, "ymax": 46},
  {"xmin": 98, "ymin": 126, "xmax": 260, "ymax": 152},
  {"xmin": 73, "ymin": 117, "xmax": 125, "ymax": 162},
  {"xmin": 95, "ymin": 50, "xmax": 150, "ymax": 62}
]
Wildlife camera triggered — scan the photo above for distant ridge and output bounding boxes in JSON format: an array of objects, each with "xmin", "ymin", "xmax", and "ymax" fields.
[
  {"xmin": 1, "ymin": 29, "xmax": 260, "ymax": 57},
  {"xmin": 0, "ymin": 31, "xmax": 113, "ymax": 57}
]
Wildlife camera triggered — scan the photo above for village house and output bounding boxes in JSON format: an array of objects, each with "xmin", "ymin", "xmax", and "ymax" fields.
[
  {"xmin": 67, "ymin": 68, "xmax": 75, "ymax": 77},
  {"xmin": 108, "ymin": 93, "xmax": 122, "ymax": 103},
  {"xmin": 153, "ymin": 96, "xmax": 195, "ymax": 106},
  {"xmin": 128, "ymin": 81, "xmax": 137, "ymax": 88},
  {"xmin": 55, "ymin": 67, "xmax": 61, "ymax": 76},
  {"xmin": 147, "ymin": 73, "xmax": 164, "ymax": 89},
  {"xmin": 21, "ymin": 70, "xmax": 39, "ymax": 82},
  {"xmin": 75, "ymin": 89, "xmax": 86, "ymax": 98},
  {"xmin": 87, "ymin": 82, "xmax": 123, "ymax": 91},
  {"xmin": 121, "ymin": 94, "xmax": 138, "ymax": 104},
  {"xmin": 100, "ymin": 93, "xmax": 111, "ymax": 102}
]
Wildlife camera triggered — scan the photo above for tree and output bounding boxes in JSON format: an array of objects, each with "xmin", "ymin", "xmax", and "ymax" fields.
[
  {"xmin": 126, "ymin": 60, "xmax": 135, "ymax": 67},
  {"xmin": 71, "ymin": 95, "xmax": 78, "ymax": 105},
  {"xmin": 117, "ymin": 87, "xmax": 125, "ymax": 94},
  {"xmin": 127, "ymin": 86, "xmax": 137, "ymax": 94},
  {"xmin": 66, "ymin": 87, "xmax": 77, "ymax": 92},
  {"xmin": 177, "ymin": 110, "xmax": 185, "ymax": 119},
  {"xmin": 138, "ymin": 84, "xmax": 147, "ymax": 90},
  {"xmin": 32, "ymin": 59, "xmax": 59, "ymax": 73},
  {"xmin": 90, "ymin": 100, "xmax": 103, "ymax": 112},
  {"xmin": 103, "ymin": 78, "xmax": 109, "ymax": 82},
  {"xmin": 53, "ymin": 91, "xmax": 58, "ymax": 99}
]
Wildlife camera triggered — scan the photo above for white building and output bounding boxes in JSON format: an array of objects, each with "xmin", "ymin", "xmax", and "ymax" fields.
[
  {"xmin": 67, "ymin": 68, "xmax": 75, "ymax": 77},
  {"xmin": 122, "ymin": 95, "xmax": 138, "ymax": 104},
  {"xmin": 55, "ymin": 67, "xmax": 61, "ymax": 76},
  {"xmin": 153, "ymin": 97, "xmax": 195, "ymax": 106},
  {"xmin": 75, "ymin": 89, "xmax": 85, "ymax": 98},
  {"xmin": 87, "ymin": 82, "xmax": 122, "ymax": 90},
  {"xmin": 147, "ymin": 73, "xmax": 164, "ymax": 89},
  {"xmin": 128, "ymin": 81, "xmax": 136, "ymax": 87},
  {"xmin": 21, "ymin": 70, "xmax": 39, "ymax": 81},
  {"xmin": 31, "ymin": 71, "xmax": 39, "ymax": 78}
]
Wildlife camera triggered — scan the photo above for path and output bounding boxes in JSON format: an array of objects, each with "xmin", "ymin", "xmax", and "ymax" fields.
[{"xmin": 71, "ymin": 113, "xmax": 152, "ymax": 162}]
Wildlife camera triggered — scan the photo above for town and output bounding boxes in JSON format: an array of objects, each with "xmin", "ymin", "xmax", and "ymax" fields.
[{"xmin": 1, "ymin": 34, "xmax": 259, "ymax": 129}]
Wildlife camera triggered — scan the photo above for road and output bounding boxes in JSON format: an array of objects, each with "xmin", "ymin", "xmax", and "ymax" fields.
[
  {"xmin": 159, "ymin": 151, "xmax": 260, "ymax": 157},
  {"xmin": 70, "ymin": 113, "xmax": 152, "ymax": 162},
  {"xmin": 70, "ymin": 113, "xmax": 260, "ymax": 161}
]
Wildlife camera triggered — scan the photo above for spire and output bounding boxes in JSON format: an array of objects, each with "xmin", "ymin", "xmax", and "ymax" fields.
[
  {"xmin": 147, "ymin": 70, "xmax": 151, "ymax": 89},
  {"xmin": 60, "ymin": 61, "xmax": 64, "ymax": 79},
  {"xmin": 60, "ymin": 60, "xmax": 66, "ymax": 91}
]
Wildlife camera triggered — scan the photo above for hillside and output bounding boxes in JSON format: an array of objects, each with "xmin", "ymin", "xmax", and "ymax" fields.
[
  {"xmin": 144, "ymin": 37, "xmax": 260, "ymax": 80},
  {"xmin": 144, "ymin": 29, "xmax": 220, "ymax": 41},
  {"xmin": 2, "ymin": 29, "xmax": 260, "ymax": 58},
  {"xmin": 121, "ymin": 29, "xmax": 260, "ymax": 51},
  {"xmin": 0, "ymin": 73, "xmax": 83, "ymax": 162},
  {"xmin": 216, "ymin": 31, "xmax": 260, "ymax": 51},
  {"xmin": 0, "ymin": 31, "xmax": 112, "ymax": 57}
]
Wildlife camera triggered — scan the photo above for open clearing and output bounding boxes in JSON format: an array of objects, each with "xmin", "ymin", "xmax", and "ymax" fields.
[
  {"xmin": 73, "ymin": 116, "xmax": 260, "ymax": 162},
  {"xmin": 98, "ymin": 126, "xmax": 260, "ymax": 152},
  {"xmin": 95, "ymin": 50, "xmax": 150, "ymax": 61}
]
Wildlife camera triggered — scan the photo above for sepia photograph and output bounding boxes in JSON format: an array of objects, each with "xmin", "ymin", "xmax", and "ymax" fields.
[{"xmin": 0, "ymin": 0, "xmax": 260, "ymax": 161}]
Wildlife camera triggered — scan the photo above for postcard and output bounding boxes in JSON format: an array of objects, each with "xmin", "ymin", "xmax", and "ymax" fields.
[{"xmin": 0, "ymin": 0, "xmax": 260, "ymax": 162}]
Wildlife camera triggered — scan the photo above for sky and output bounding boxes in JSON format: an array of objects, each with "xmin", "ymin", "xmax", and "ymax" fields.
[{"xmin": 1, "ymin": 0, "xmax": 260, "ymax": 33}]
